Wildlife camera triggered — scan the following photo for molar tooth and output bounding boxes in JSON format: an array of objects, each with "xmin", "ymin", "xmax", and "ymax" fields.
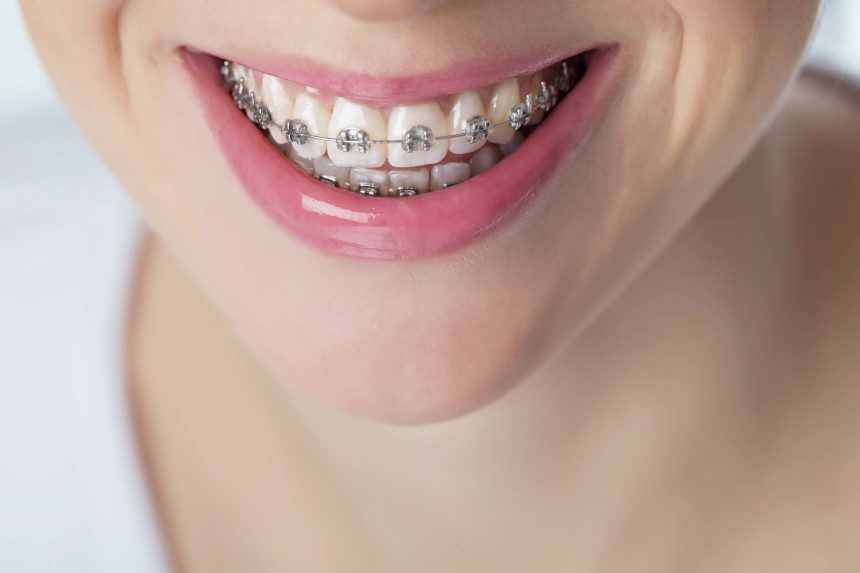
[
  {"xmin": 388, "ymin": 169, "xmax": 430, "ymax": 195},
  {"xmin": 487, "ymin": 78, "xmax": 519, "ymax": 145},
  {"xmin": 447, "ymin": 90, "xmax": 487, "ymax": 155},
  {"xmin": 327, "ymin": 98, "xmax": 387, "ymax": 168},
  {"xmin": 388, "ymin": 102, "xmax": 449, "ymax": 168},
  {"xmin": 349, "ymin": 168, "xmax": 389, "ymax": 195},
  {"xmin": 231, "ymin": 63, "xmax": 248, "ymax": 82},
  {"xmin": 500, "ymin": 132, "xmax": 525, "ymax": 156},
  {"xmin": 430, "ymin": 162, "xmax": 470, "ymax": 191},
  {"xmin": 554, "ymin": 61, "xmax": 572, "ymax": 93},
  {"xmin": 261, "ymin": 75, "xmax": 293, "ymax": 144},
  {"xmin": 469, "ymin": 144, "xmax": 504, "ymax": 176},
  {"xmin": 312, "ymin": 157, "xmax": 350, "ymax": 188},
  {"xmin": 291, "ymin": 93, "xmax": 331, "ymax": 159}
]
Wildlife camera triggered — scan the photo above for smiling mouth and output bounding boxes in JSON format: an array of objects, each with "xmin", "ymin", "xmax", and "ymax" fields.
[
  {"xmin": 184, "ymin": 45, "xmax": 620, "ymax": 259},
  {"xmin": 222, "ymin": 54, "xmax": 589, "ymax": 197}
]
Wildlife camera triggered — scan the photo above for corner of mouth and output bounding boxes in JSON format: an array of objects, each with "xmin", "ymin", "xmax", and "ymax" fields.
[{"xmin": 181, "ymin": 44, "xmax": 622, "ymax": 259}]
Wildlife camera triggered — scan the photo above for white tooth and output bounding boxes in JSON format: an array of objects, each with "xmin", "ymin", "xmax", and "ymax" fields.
[
  {"xmin": 243, "ymin": 70, "xmax": 260, "ymax": 120},
  {"xmin": 387, "ymin": 102, "xmax": 449, "ymax": 168},
  {"xmin": 244, "ymin": 69, "xmax": 259, "ymax": 93},
  {"xmin": 430, "ymin": 162, "xmax": 470, "ymax": 191},
  {"xmin": 287, "ymin": 146, "xmax": 315, "ymax": 176},
  {"xmin": 388, "ymin": 169, "xmax": 430, "ymax": 195},
  {"xmin": 262, "ymin": 75, "xmax": 293, "ymax": 144},
  {"xmin": 312, "ymin": 157, "xmax": 350, "ymax": 188},
  {"xmin": 232, "ymin": 63, "xmax": 248, "ymax": 80},
  {"xmin": 469, "ymin": 144, "xmax": 503, "ymax": 176},
  {"xmin": 500, "ymin": 131, "xmax": 525, "ymax": 156},
  {"xmin": 232, "ymin": 64, "xmax": 250, "ymax": 93},
  {"xmin": 291, "ymin": 92, "xmax": 331, "ymax": 159},
  {"xmin": 527, "ymin": 73, "xmax": 546, "ymax": 126},
  {"xmin": 447, "ymin": 90, "xmax": 487, "ymax": 155},
  {"xmin": 487, "ymin": 78, "xmax": 519, "ymax": 145},
  {"xmin": 349, "ymin": 168, "xmax": 389, "ymax": 195},
  {"xmin": 326, "ymin": 98, "xmax": 387, "ymax": 168}
]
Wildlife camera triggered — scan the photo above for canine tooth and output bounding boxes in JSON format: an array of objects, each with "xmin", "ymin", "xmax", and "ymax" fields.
[
  {"xmin": 327, "ymin": 98, "xmax": 386, "ymax": 168},
  {"xmin": 388, "ymin": 102, "xmax": 448, "ymax": 168},
  {"xmin": 291, "ymin": 93, "xmax": 331, "ymax": 159},
  {"xmin": 500, "ymin": 132, "xmax": 525, "ymax": 156},
  {"xmin": 388, "ymin": 169, "xmax": 430, "ymax": 195},
  {"xmin": 487, "ymin": 78, "xmax": 519, "ymax": 145},
  {"xmin": 262, "ymin": 75, "xmax": 293, "ymax": 144},
  {"xmin": 469, "ymin": 144, "xmax": 503, "ymax": 176},
  {"xmin": 287, "ymin": 146, "xmax": 315, "ymax": 176},
  {"xmin": 447, "ymin": 90, "xmax": 487, "ymax": 155},
  {"xmin": 430, "ymin": 162, "xmax": 470, "ymax": 190},
  {"xmin": 312, "ymin": 157, "xmax": 350, "ymax": 188},
  {"xmin": 350, "ymin": 168, "xmax": 389, "ymax": 194}
]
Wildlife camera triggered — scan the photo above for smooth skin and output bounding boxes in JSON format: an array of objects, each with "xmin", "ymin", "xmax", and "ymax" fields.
[{"xmin": 21, "ymin": 0, "xmax": 860, "ymax": 570}]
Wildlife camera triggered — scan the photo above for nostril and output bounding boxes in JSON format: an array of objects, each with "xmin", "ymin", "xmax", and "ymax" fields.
[{"xmin": 322, "ymin": 0, "xmax": 449, "ymax": 22}]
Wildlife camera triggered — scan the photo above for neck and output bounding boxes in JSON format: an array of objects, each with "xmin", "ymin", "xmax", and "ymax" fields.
[{"xmin": 129, "ymin": 232, "xmax": 752, "ymax": 570}]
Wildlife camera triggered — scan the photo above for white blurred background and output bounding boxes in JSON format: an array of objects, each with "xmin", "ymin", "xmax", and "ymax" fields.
[{"xmin": 1, "ymin": 1, "xmax": 858, "ymax": 125}]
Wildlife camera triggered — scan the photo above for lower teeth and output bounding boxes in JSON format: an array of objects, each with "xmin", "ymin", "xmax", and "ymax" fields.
[
  {"xmin": 274, "ymin": 144, "xmax": 515, "ymax": 196},
  {"xmin": 223, "ymin": 55, "xmax": 587, "ymax": 197}
]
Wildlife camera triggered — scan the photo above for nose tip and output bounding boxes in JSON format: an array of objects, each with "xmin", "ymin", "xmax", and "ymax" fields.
[{"xmin": 323, "ymin": 0, "xmax": 448, "ymax": 22}]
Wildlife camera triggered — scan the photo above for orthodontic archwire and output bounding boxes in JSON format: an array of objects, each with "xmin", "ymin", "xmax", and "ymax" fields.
[{"xmin": 220, "ymin": 60, "xmax": 577, "ymax": 155}]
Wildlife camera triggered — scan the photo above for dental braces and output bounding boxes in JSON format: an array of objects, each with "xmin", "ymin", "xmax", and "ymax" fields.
[{"xmin": 221, "ymin": 59, "xmax": 579, "ymax": 154}]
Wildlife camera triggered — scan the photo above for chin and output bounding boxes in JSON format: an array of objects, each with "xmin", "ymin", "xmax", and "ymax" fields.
[{"xmin": 222, "ymin": 256, "xmax": 560, "ymax": 425}]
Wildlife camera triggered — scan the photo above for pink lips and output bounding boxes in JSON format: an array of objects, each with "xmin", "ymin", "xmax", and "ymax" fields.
[{"xmin": 184, "ymin": 48, "xmax": 620, "ymax": 260}]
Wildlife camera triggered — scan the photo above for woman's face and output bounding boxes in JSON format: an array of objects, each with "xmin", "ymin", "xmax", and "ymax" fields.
[{"xmin": 21, "ymin": 0, "xmax": 819, "ymax": 423}]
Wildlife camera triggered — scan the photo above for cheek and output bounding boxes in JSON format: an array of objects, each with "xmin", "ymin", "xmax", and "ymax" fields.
[
  {"xmin": 19, "ymin": 0, "xmax": 150, "ymax": 203},
  {"xmin": 669, "ymin": 0, "xmax": 820, "ymax": 139},
  {"xmin": 643, "ymin": 0, "xmax": 820, "ymax": 199}
]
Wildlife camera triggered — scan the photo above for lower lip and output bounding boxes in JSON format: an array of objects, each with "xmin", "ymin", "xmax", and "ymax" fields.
[{"xmin": 184, "ymin": 48, "xmax": 621, "ymax": 260}]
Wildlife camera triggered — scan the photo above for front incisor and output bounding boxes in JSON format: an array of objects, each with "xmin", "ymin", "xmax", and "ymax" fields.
[
  {"xmin": 387, "ymin": 102, "xmax": 449, "ymax": 168},
  {"xmin": 327, "ymin": 98, "xmax": 387, "ymax": 168}
]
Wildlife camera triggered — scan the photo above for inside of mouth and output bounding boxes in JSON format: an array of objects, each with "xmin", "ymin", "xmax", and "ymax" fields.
[{"xmin": 222, "ymin": 51, "xmax": 592, "ymax": 197}]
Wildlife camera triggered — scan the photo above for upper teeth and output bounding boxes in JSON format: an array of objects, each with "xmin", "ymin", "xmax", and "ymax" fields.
[
  {"xmin": 336, "ymin": 128, "xmax": 372, "ymax": 154},
  {"xmin": 223, "ymin": 59, "xmax": 580, "ymax": 166},
  {"xmin": 464, "ymin": 115, "xmax": 492, "ymax": 144}
]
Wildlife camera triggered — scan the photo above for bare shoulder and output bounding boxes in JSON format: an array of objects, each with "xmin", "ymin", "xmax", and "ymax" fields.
[
  {"xmin": 767, "ymin": 65, "xmax": 860, "ymax": 195},
  {"xmin": 695, "ymin": 67, "xmax": 860, "ymax": 563},
  {"xmin": 720, "ymin": 65, "xmax": 860, "ymax": 341},
  {"xmin": 690, "ymin": 64, "xmax": 860, "ymax": 351},
  {"xmin": 766, "ymin": 66, "xmax": 860, "ymax": 354},
  {"xmin": 750, "ymin": 66, "xmax": 860, "ymax": 551},
  {"xmin": 772, "ymin": 65, "xmax": 860, "ymax": 177}
]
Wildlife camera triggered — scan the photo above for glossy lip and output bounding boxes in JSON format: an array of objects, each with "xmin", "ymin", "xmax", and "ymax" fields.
[{"xmin": 183, "ymin": 47, "xmax": 622, "ymax": 260}]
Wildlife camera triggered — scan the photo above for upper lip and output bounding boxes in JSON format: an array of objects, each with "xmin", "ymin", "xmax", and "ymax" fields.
[
  {"xmin": 205, "ymin": 44, "xmax": 597, "ymax": 107},
  {"xmin": 181, "ymin": 45, "xmax": 622, "ymax": 259}
]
